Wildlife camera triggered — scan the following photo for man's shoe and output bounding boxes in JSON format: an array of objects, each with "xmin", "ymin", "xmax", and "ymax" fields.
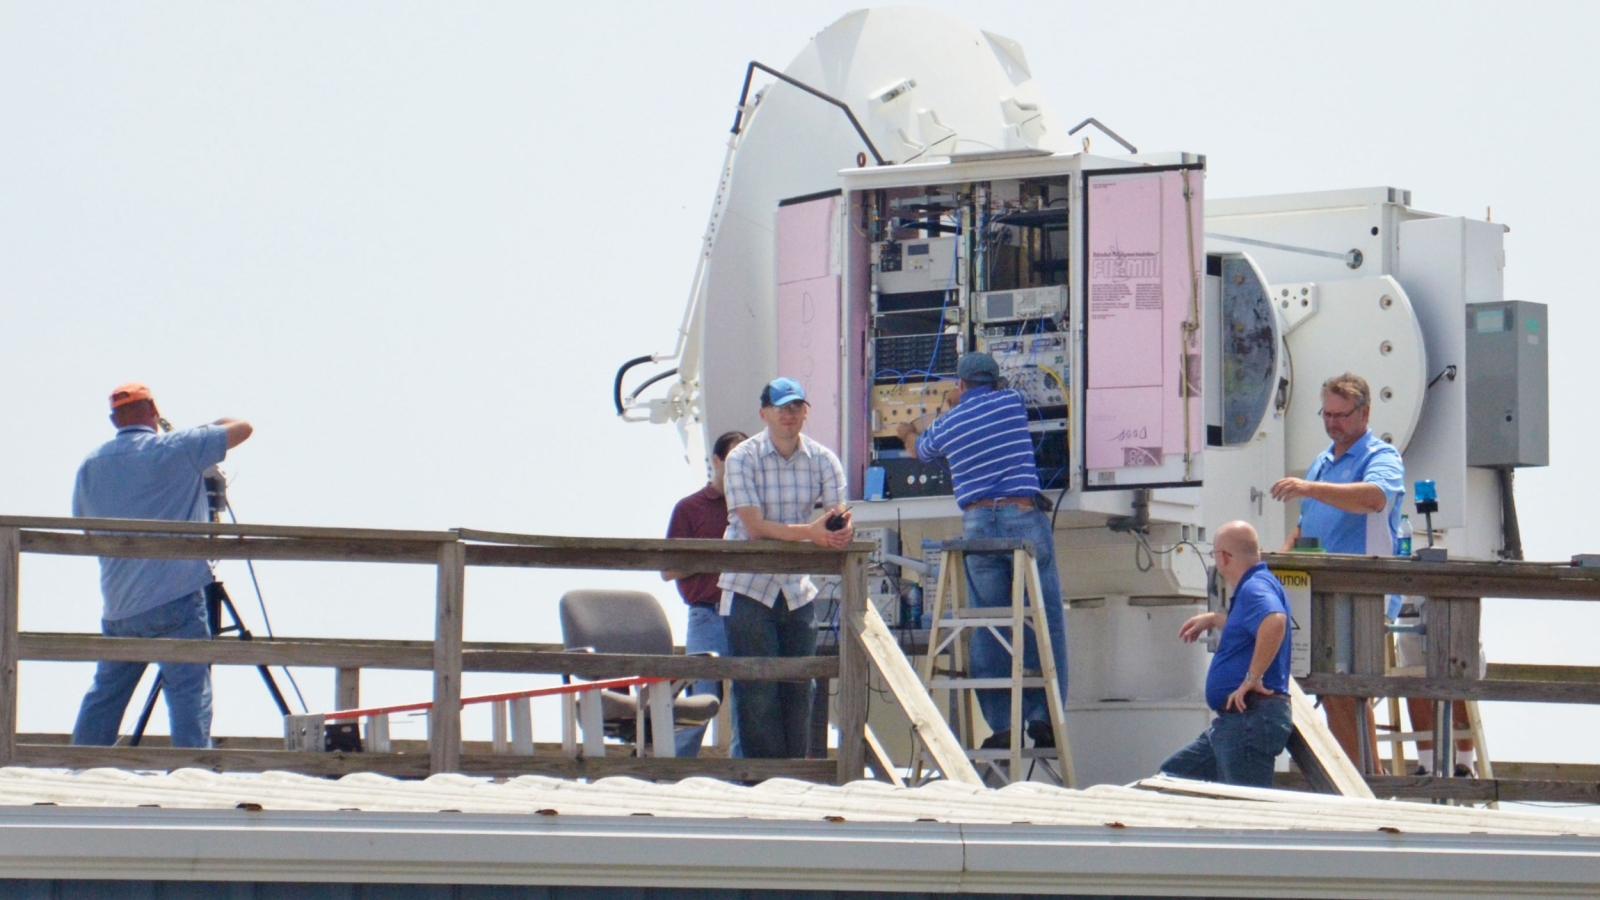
[
  {"xmin": 1026, "ymin": 720, "xmax": 1055, "ymax": 748},
  {"xmin": 980, "ymin": 729, "xmax": 1012, "ymax": 750},
  {"xmin": 1454, "ymin": 763, "xmax": 1476, "ymax": 778}
]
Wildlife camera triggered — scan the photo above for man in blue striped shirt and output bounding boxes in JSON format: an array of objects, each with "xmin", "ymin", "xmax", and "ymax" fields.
[{"xmin": 897, "ymin": 353, "xmax": 1066, "ymax": 750}]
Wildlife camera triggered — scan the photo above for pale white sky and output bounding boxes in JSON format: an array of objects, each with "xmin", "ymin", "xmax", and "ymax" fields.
[{"xmin": 3, "ymin": 2, "xmax": 1598, "ymax": 801}]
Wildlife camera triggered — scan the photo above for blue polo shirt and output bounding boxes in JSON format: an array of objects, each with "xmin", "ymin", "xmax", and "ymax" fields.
[
  {"xmin": 1206, "ymin": 562, "xmax": 1292, "ymax": 712},
  {"xmin": 1299, "ymin": 430, "xmax": 1404, "ymax": 557},
  {"xmin": 72, "ymin": 424, "xmax": 229, "ymax": 621},
  {"xmin": 914, "ymin": 385, "xmax": 1040, "ymax": 508}
]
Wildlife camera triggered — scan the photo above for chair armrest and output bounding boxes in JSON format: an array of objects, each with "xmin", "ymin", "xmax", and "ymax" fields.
[
  {"xmin": 561, "ymin": 647, "xmax": 596, "ymax": 685},
  {"xmin": 674, "ymin": 651, "xmax": 719, "ymax": 697}
]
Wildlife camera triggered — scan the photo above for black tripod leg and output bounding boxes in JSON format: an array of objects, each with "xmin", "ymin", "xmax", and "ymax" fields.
[
  {"xmin": 256, "ymin": 664, "xmax": 290, "ymax": 716},
  {"xmin": 210, "ymin": 583, "xmax": 292, "ymax": 716},
  {"xmin": 129, "ymin": 674, "xmax": 163, "ymax": 748}
]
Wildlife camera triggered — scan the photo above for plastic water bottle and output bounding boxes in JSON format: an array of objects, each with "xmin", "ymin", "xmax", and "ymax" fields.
[
  {"xmin": 1398, "ymin": 514, "xmax": 1413, "ymax": 557},
  {"xmin": 903, "ymin": 584, "xmax": 923, "ymax": 630}
]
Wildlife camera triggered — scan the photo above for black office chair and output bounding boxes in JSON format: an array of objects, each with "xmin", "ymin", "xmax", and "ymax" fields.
[{"xmin": 557, "ymin": 590, "xmax": 720, "ymax": 750}]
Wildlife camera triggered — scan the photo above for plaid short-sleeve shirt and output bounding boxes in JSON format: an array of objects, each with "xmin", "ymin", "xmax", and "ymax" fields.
[{"xmin": 717, "ymin": 429, "xmax": 846, "ymax": 614}]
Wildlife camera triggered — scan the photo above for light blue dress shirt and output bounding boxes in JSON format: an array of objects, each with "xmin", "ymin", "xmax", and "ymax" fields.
[
  {"xmin": 1298, "ymin": 429, "xmax": 1406, "ymax": 619},
  {"xmin": 72, "ymin": 424, "xmax": 229, "ymax": 620}
]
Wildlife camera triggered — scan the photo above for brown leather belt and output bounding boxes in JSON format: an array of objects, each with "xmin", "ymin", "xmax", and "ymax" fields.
[{"xmin": 966, "ymin": 495, "xmax": 1035, "ymax": 510}]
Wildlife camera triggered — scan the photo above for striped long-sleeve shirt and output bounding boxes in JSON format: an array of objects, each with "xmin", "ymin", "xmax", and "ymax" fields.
[{"xmin": 915, "ymin": 385, "xmax": 1040, "ymax": 508}]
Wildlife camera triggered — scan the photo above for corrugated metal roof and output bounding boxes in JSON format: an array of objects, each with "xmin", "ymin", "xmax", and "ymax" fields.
[
  {"xmin": 1, "ymin": 766, "xmax": 1596, "ymax": 836},
  {"xmin": 1, "ymin": 768, "xmax": 1599, "ymax": 897}
]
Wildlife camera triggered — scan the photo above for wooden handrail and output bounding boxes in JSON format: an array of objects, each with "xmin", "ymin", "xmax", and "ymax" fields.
[
  {"xmin": 0, "ymin": 518, "xmax": 876, "ymax": 784},
  {"xmin": 15, "ymin": 633, "xmax": 838, "ymax": 679},
  {"xmin": 1262, "ymin": 551, "xmax": 1600, "ymax": 600},
  {"xmin": 15, "ymin": 528, "xmax": 868, "ymax": 576},
  {"xmin": 0, "ymin": 514, "xmax": 455, "ymax": 541}
]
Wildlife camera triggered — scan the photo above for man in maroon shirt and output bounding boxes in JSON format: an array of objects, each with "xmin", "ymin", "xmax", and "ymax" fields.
[{"xmin": 663, "ymin": 430, "xmax": 748, "ymax": 757}]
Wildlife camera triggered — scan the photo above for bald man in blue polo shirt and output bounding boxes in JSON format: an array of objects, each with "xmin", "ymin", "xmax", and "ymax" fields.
[
  {"xmin": 1270, "ymin": 371, "xmax": 1403, "ymax": 764},
  {"xmin": 897, "ymin": 353, "xmax": 1066, "ymax": 751},
  {"xmin": 70, "ymin": 382, "xmax": 253, "ymax": 749},
  {"xmin": 1160, "ymin": 520, "xmax": 1293, "ymax": 786}
]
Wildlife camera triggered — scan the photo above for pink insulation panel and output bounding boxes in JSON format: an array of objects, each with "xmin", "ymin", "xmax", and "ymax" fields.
[
  {"xmin": 776, "ymin": 275, "xmax": 842, "ymax": 454},
  {"xmin": 775, "ymin": 195, "xmax": 841, "ymax": 454},
  {"xmin": 775, "ymin": 196, "xmax": 836, "ymax": 286},
  {"xmin": 1083, "ymin": 170, "xmax": 1204, "ymax": 482}
]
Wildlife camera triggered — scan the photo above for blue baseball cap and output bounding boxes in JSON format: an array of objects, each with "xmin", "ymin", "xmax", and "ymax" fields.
[{"xmin": 761, "ymin": 377, "xmax": 808, "ymax": 407}]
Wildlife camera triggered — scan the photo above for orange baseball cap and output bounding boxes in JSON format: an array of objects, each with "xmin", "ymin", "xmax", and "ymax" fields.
[{"xmin": 109, "ymin": 382, "xmax": 154, "ymax": 410}]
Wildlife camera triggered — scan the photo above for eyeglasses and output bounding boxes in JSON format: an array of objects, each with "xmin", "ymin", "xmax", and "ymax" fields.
[
  {"xmin": 1318, "ymin": 405, "xmax": 1365, "ymax": 421},
  {"xmin": 1208, "ymin": 548, "xmax": 1231, "ymax": 561}
]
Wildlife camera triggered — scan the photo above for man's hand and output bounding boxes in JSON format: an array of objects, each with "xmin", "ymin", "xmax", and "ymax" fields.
[
  {"xmin": 1270, "ymin": 477, "xmax": 1312, "ymax": 502},
  {"xmin": 809, "ymin": 503, "xmax": 853, "ymax": 549},
  {"xmin": 895, "ymin": 422, "xmax": 920, "ymax": 459},
  {"xmin": 212, "ymin": 418, "xmax": 253, "ymax": 449},
  {"xmin": 1271, "ymin": 477, "xmax": 1387, "ymax": 514},
  {"xmin": 1178, "ymin": 611, "xmax": 1224, "ymax": 643},
  {"xmin": 1225, "ymin": 674, "xmax": 1274, "ymax": 713}
]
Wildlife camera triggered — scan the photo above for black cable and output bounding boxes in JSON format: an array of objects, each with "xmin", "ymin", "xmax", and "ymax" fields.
[
  {"xmin": 730, "ymin": 61, "xmax": 886, "ymax": 165},
  {"xmin": 1133, "ymin": 534, "xmax": 1209, "ymax": 577},
  {"xmin": 224, "ymin": 496, "xmax": 309, "ymax": 713},
  {"xmin": 627, "ymin": 367, "xmax": 679, "ymax": 403},
  {"xmin": 612, "ymin": 354, "xmax": 655, "ymax": 416}
]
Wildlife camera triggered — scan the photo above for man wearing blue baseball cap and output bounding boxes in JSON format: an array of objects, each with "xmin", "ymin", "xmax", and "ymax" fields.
[
  {"xmin": 717, "ymin": 377, "xmax": 853, "ymax": 759},
  {"xmin": 897, "ymin": 352, "xmax": 1066, "ymax": 752}
]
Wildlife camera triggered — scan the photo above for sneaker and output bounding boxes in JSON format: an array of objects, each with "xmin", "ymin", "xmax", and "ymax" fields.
[
  {"xmin": 1454, "ymin": 763, "xmax": 1476, "ymax": 778},
  {"xmin": 979, "ymin": 729, "xmax": 1012, "ymax": 750},
  {"xmin": 1026, "ymin": 720, "xmax": 1055, "ymax": 748}
]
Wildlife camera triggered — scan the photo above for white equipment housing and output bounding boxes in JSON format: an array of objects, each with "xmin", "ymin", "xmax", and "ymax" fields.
[{"xmin": 624, "ymin": 8, "xmax": 1521, "ymax": 785}]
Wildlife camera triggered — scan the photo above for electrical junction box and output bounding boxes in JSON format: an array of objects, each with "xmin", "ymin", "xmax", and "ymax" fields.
[{"xmin": 1465, "ymin": 300, "xmax": 1548, "ymax": 468}]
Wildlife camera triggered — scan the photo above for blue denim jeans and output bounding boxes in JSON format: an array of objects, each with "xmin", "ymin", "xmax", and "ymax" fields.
[
  {"xmin": 1160, "ymin": 693, "xmax": 1293, "ymax": 787},
  {"xmin": 72, "ymin": 590, "xmax": 213, "ymax": 748},
  {"xmin": 676, "ymin": 603, "xmax": 741, "ymax": 758},
  {"xmin": 961, "ymin": 505, "xmax": 1068, "ymax": 733},
  {"xmin": 724, "ymin": 593, "xmax": 815, "ymax": 759}
]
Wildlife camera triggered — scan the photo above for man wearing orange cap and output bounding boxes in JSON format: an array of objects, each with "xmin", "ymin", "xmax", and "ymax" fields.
[{"xmin": 70, "ymin": 383, "xmax": 253, "ymax": 748}]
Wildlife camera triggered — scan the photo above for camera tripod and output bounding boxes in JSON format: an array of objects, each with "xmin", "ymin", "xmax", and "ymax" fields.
[{"xmin": 128, "ymin": 580, "xmax": 291, "ymax": 746}]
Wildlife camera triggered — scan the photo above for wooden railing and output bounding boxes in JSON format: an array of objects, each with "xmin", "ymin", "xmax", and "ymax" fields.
[
  {"xmin": 0, "ymin": 516, "xmax": 874, "ymax": 784},
  {"xmin": 1262, "ymin": 551, "xmax": 1600, "ymax": 802}
]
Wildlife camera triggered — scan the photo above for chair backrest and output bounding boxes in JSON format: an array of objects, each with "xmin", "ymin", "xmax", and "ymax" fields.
[{"xmin": 558, "ymin": 589, "xmax": 674, "ymax": 656}]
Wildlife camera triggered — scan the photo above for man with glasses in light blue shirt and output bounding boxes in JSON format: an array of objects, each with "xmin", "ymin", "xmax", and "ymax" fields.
[
  {"xmin": 1270, "ymin": 371, "xmax": 1403, "ymax": 764},
  {"xmin": 70, "ymin": 382, "xmax": 254, "ymax": 749}
]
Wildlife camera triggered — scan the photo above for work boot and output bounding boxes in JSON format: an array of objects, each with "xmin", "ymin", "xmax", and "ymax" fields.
[
  {"xmin": 979, "ymin": 729, "xmax": 1012, "ymax": 750},
  {"xmin": 1026, "ymin": 719, "xmax": 1055, "ymax": 748}
]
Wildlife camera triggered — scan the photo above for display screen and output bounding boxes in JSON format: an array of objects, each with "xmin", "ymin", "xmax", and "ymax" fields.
[
  {"xmin": 1475, "ymin": 308, "xmax": 1507, "ymax": 333},
  {"xmin": 907, "ymin": 243, "xmax": 930, "ymax": 255}
]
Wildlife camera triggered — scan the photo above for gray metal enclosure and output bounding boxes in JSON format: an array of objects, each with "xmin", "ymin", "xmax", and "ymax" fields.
[{"xmin": 1466, "ymin": 300, "xmax": 1550, "ymax": 468}]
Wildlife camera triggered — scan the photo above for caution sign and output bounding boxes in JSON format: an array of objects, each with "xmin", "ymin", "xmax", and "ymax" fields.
[{"xmin": 1271, "ymin": 569, "xmax": 1311, "ymax": 677}]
